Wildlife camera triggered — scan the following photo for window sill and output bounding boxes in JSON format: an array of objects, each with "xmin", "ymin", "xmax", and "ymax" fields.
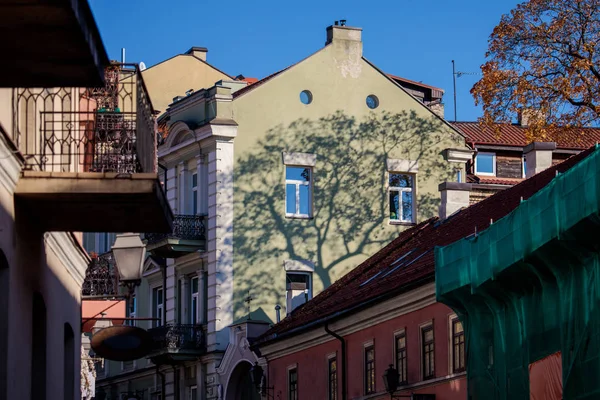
[
  {"xmin": 285, "ymin": 214, "xmax": 312, "ymax": 220},
  {"xmin": 389, "ymin": 220, "xmax": 415, "ymax": 226}
]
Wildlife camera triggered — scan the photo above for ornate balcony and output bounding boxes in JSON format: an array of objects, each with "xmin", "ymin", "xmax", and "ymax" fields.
[
  {"xmin": 147, "ymin": 324, "xmax": 206, "ymax": 364},
  {"xmin": 144, "ymin": 214, "xmax": 206, "ymax": 258},
  {"xmin": 12, "ymin": 64, "xmax": 172, "ymax": 233}
]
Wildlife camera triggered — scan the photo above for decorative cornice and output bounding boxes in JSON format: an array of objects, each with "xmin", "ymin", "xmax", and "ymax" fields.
[{"xmin": 259, "ymin": 283, "xmax": 436, "ymax": 359}]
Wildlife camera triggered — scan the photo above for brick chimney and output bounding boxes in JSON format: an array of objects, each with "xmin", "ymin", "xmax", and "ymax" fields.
[
  {"xmin": 185, "ymin": 47, "xmax": 208, "ymax": 61},
  {"xmin": 439, "ymin": 182, "xmax": 472, "ymax": 220},
  {"xmin": 524, "ymin": 142, "xmax": 556, "ymax": 178}
]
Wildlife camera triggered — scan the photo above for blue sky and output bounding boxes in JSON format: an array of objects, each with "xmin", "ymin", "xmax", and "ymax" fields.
[{"xmin": 89, "ymin": 0, "xmax": 521, "ymax": 122}]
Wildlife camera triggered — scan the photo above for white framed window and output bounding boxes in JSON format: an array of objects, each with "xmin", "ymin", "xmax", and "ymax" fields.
[
  {"xmin": 285, "ymin": 166, "xmax": 312, "ymax": 218},
  {"xmin": 152, "ymin": 287, "xmax": 164, "ymax": 328},
  {"xmin": 388, "ymin": 173, "xmax": 415, "ymax": 223},
  {"xmin": 474, "ymin": 152, "xmax": 496, "ymax": 176},
  {"xmin": 191, "ymin": 276, "xmax": 199, "ymax": 325},
  {"xmin": 127, "ymin": 294, "xmax": 136, "ymax": 326},
  {"xmin": 191, "ymin": 172, "xmax": 198, "ymax": 215},
  {"xmin": 189, "ymin": 385, "xmax": 197, "ymax": 400},
  {"xmin": 522, "ymin": 156, "xmax": 527, "ymax": 178},
  {"xmin": 286, "ymin": 271, "xmax": 312, "ymax": 314}
]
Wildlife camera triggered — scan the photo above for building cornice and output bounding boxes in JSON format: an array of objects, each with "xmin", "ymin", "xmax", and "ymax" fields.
[
  {"xmin": 259, "ymin": 283, "xmax": 436, "ymax": 360},
  {"xmin": 45, "ymin": 232, "xmax": 88, "ymax": 287}
]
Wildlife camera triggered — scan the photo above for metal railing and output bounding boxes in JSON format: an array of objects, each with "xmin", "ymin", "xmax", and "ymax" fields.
[
  {"xmin": 148, "ymin": 324, "xmax": 205, "ymax": 352},
  {"xmin": 81, "ymin": 252, "xmax": 118, "ymax": 296},
  {"xmin": 12, "ymin": 63, "xmax": 157, "ymax": 173},
  {"xmin": 144, "ymin": 214, "xmax": 206, "ymax": 244}
]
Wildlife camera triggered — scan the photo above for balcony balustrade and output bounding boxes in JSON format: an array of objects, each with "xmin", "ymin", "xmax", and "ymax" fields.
[
  {"xmin": 144, "ymin": 214, "xmax": 206, "ymax": 258},
  {"xmin": 147, "ymin": 324, "xmax": 206, "ymax": 364},
  {"xmin": 12, "ymin": 64, "xmax": 172, "ymax": 233}
]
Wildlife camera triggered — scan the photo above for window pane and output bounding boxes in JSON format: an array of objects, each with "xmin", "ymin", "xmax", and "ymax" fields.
[
  {"xmin": 192, "ymin": 173, "xmax": 197, "ymax": 187},
  {"xmin": 193, "ymin": 192, "xmax": 198, "ymax": 215},
  {"xmin": 389, "ymin": 174, "xmax": 412, "ymax": 188},
  {"xmin": 286, "ymin": 184, "xmax": 296, "ymax": 214},
  {"xmin": 158, "ymin": 289, "xmax": 163, "ymax": 304},
  {"xmin": 424, "ymin": 329, "xmax": 433, "ymax": 342},
  {"xmin": 389, "ymin": 191, "xmax": 400, "ymax": 220},
  {"xmin": 397, "ymin": 336, "xmax": 405, "ymax": 349},
  {"xmin": 454, "ymin": 320, "xmax": 463, "ymax": 334},
  {"xmin": 299, "ymin": 185, "xmax": 310, "ymax": 215},
  {"xmin": 192, "ymin": 298, "xmax": 197, "ymax": 325},
  {"xmin": 192, "ymin": 278, "xmax": 198, "ymax": 294},
  {"xmin": 476, "ymin": 153, "xmax": 494, "ymax": 174},
  {"xmin": 401, "ymin": 191, "xmax": 413, "ymax": 222},
  {"xmin": 286, "ymin": 166, "xmax": 310, "ymax": 181}
]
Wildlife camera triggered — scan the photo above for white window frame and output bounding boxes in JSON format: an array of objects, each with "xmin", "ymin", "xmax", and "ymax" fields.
[
  {"xmin": 474, "ymin": 152, "xmax": 496, "ymax": 176},
  {"xmin": 191, "ymin": 171, "xmax": 198, "ymax": 215},
  {"xmin": 152, "ymin": 286, "xmax": 164, "ymax": 328},
  {"xmin": 189, "ymin": 385, "xmax": 197, "ymax": 400},
  {"xmin": 190, "ymin": 276, "xmax": 199, "ymax": 325},
  {"xmin": 285, "ymin": 166, "xmax": 312, "ymax": 218},
  {"xmin": 388, "ymin": 172, "xmax": 415, "ymax": 224},
  {"xmin": 522, "ymin": 155, "xmax": 527, "ymax": 178},
  {"xmin": 285, "ymin": 271, "xmax": 312, "ymax": 315}
]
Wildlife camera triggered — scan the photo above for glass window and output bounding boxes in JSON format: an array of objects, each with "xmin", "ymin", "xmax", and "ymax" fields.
[
  {"xmin": 191, "ymin": 277, "xmax": 199, "ymax": 325},
  {"xmin": 453, "ymin": 319, "xmax": 466, "ymax": 373},
  {"xmin": 475, "ymin": 152, "xmax": 496, "ymax": 175},
  {"xmin": 153, "ymin": 287, "xmax": 163, "ymax": 328},
  {"xmin": 389, "ymin": 173, "xmax": 414, "ymax": 223},
  {"xmin": 364, "ymin": 346, "xmax": 375, "ymax": 394},
  {"xmin": 522, "ymin": 156, "xmax": 527, "ymax": 178},
  {"xmin": 289, "ymin": 368, "xmax": 298, "ymax": 400},
  {"xmin": 189, "ymin": 385, "xmax": 197, "ymax": 400},
  {"xmin": 286, "ymin": 272, "xmax": 311, "ymax": 314},
  {"xmin": 422, "ymin": 326, "xmax": 435, "ymax": 379},
  {"xmin": 192, "ymin": 172, "xmax": 198, "ymax": 215},
  {"xmin": 396, "ymin": 332, "xmax": 408, "ymax": 385},
  {"xmin": 285, "ymin": 166, "xmax": 312, "ymax": 217},
  {"xmin": 328, "ymin": 357, "xmax": 337, "ymax": 400}
]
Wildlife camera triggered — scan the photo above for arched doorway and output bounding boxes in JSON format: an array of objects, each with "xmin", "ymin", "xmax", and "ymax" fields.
[{"xmin": 225, "ymin": 361, "xmax": 260, "ymax": 400}]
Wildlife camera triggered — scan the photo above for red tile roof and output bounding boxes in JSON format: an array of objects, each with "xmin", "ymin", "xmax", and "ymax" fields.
[
  {"xmin": 467, "ymin": 175, "xmax": 524, "ymax": 186},
  {"xmin": 232, "ymin": 67, "xmax": 290, "ymax": 99},
  {"xmin": 452, "ymin": 121, "xmax": 600, "ymax": 150},
  {"xmin": 387, "ymin": 74, "xmax": 444, "ymax": 96},
  {"xmin": 257, "ymin": 145, "xmax": 599, "ymax": 344}
]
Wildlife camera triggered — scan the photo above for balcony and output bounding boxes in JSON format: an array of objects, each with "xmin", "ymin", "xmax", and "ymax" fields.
[
  {"xmin": 147, "ymin": 324, "xmax": 206, "ymax": 364},
  {"xmin": 144, "ymin": 214, "xmax": 206, "ymax": 258},
  {"xmin": 12, "ymin": 64, "xmax": 172, "ymax": 233}
]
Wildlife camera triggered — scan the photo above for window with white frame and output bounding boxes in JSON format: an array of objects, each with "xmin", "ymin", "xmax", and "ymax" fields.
[
  {"xmin": 127, "ymin": 294, "xmax": 136, "ymax": 326},
  {"xmin": 286, "ymin": 272, "xmax": 312, "ymax": 314},
  {"xmin": 191, "ymin": 172, "xmax": 198, "ymax": 215},
  {"xmin": 152, "ymin": 287, "xmax": 164, "ymax": 328},
  {"xmin": 389, "ymin": 173, "xmax": 414, "ymax": 223},
  {"xmin": 191, "ymin": 276, "xmax": 199, "ymax": 325},
  {"xmin": 285, "ymin": 166, "xmax": 312, "ymax": 217},
  {"xmin": 475, "ymin": 152, "xmax": 496, "ymax": 176},
  {"xmin": 522, "ymin": 156, "xmax": 527, "ymax": 178}
]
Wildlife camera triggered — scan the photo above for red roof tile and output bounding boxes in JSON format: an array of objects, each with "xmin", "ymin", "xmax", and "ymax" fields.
[
  {"xmin": 257, "ymin": 145, "xmax": 599, "ymax": 344},
  {"xmin": 232, "ymin": 67, "xmax": 290, "ymax": 99},
  {"xmin": 468, "ymin": 175, "xmax": 524, "ymax": 186},
  {"xmin": 452, "ymin": 121, "xmax": 600, "ymax": 150},
  {"xmin": 387, "ymin": 74, "xmax": 444, "ymax": 95}
]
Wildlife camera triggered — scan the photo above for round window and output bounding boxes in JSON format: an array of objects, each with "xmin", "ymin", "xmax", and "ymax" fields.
[
  {"xmin": 366, "ymin": 95, "xmax": 379, "ymax": 109},
  {"xmin": 300, "ymin": 90, "xmax": 313, "ymax": 105}
]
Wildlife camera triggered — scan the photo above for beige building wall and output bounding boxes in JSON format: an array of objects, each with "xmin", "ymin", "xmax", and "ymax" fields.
[
  {"xmin": 230, "ymin": 27, "xmax": 466, "ymax": 324},
  {"xmin": 0, "ymin": 89, "xmax": 90, "ymax": 400},
  {"xmin": 142, "ymin": 53, "xmax": 231, "ymax": 114}
]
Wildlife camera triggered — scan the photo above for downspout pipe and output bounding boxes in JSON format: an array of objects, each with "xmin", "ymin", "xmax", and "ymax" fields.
[{"xmin": 325, "ymin": 322, "xmax": 346, "ymax": 400}]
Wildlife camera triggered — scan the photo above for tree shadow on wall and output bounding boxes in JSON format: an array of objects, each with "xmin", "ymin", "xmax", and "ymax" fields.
[{"xmin": 233, "ymin": 110, "xmax": 456, "ymax": 320}]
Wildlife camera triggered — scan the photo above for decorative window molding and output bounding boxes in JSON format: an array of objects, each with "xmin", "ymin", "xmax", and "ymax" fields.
[
  {"xmin": 443, "ymin": 148, "xmax": 474, "ymax": 163},
  {"xmin": 283, "ymin": 259, "xmax": 315, "ymax": 272},
  {"xmin": 282, "ymin": 152, "xmax": 317, "ymax": 167},
  {"xmin": 386, "ymin": 159, "xmax": 418, "ymax": 173}
]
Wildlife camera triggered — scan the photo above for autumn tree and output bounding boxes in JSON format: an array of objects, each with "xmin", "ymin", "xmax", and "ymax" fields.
[{"xmin": 472, "ymin": 0, "xmax": 600, "ymax": 139}]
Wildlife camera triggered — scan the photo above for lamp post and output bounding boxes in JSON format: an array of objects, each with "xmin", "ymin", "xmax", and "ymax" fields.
[
  {"xmin": 250, "ymin": 362, "xmax": 275, "ymax": 399},
  {"xmin": 111, "ymin": 232, "xmax": 146, "ymax": 294},
  {"xmin": 383, "ymin": 365, "xmax": 413, "ymax": 399}
]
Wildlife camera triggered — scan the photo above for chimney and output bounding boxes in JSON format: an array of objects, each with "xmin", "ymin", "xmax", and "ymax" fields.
[
  {"xmin": 325, "ymin": 23, "xmax": 362, "ymax": 53},
  {"xmin": 185, "ymin": 47, "xmax": 208, "ymax": 61},
  {"xmin": 524, "ymin": 142, "xmax": 556, "ymax": 178},
  {"xmin": 439, "ymin": 182, "xmax": 472, "ymax": 220}
]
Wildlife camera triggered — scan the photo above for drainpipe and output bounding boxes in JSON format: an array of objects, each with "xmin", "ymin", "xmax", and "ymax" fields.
[{"xmin": 325, "ymin": 322, "xmax": 346, "ymax": 400}]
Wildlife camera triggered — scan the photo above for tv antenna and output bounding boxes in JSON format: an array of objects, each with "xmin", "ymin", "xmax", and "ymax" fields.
[{"xmin": 452, "ymin": 60, "xmax": 480, "ymax": 122}]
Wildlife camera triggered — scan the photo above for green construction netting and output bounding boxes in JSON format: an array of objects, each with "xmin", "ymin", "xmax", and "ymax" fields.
[{"xmin": 436, "ymin": 144, "xmax": 600, "ymax": 400}]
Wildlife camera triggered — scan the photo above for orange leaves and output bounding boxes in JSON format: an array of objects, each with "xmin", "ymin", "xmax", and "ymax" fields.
[{"xmin": 472, "ymin": 0, "xmax": 600, "ymax": 141}]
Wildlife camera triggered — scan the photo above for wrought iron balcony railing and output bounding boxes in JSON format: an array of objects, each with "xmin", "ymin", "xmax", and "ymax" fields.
[
  {"xmin": 81, "ymin": 252, "xmax": 119, "ymax": 297},
  {"xmin": 144, "ymin": 214, "xmax": 206, "ymax": 245},
  {"xmin": 12, "ymin": 63, "xmax": 157, "ymax": 174},
  {"xmin": 147, "ymin": 324, "xmax": 206, "ymax": 363}
]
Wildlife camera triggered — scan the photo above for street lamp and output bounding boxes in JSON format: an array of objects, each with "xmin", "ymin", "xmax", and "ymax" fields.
[
  {"xmin": 250, "ymin": 362, "xmax": 274, "ymax": 398},
  {"xmin": 383, "ymin": 364, "xmax": 400, "ymax": 394},
  {"xmin": 111, "ymin": 232, "xmax": 145, "ymax": 293}
]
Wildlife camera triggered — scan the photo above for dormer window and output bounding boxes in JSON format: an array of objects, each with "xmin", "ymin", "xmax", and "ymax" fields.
[{"xmin": 475, "ymin": 152, "xmax": 496, "ymax": 176}]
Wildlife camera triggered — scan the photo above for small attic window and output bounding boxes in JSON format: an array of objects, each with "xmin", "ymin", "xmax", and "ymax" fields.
[
  {"xmin": 300, "ymin": 90, "xmax": 313, "ymax": 105},
  {"xmin": 366, "ymin": 95, "xmax": 379, "ymax": 109}
]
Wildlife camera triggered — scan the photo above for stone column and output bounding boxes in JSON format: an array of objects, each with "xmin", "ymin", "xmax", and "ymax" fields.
[
  {"xmin": 179, "ymin": 161, "xmax": 189, "ymax": 214},
  {"xmin": 197, "ymin": 155, "xmax": 208, "ymax": 215},
  {"xmin": 166, "ymin": 261, "xmax": 177, "ymax": 324},
  {"xmin": 166, "ymin": 167, "xmax": 178, "ymax": 213}
]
